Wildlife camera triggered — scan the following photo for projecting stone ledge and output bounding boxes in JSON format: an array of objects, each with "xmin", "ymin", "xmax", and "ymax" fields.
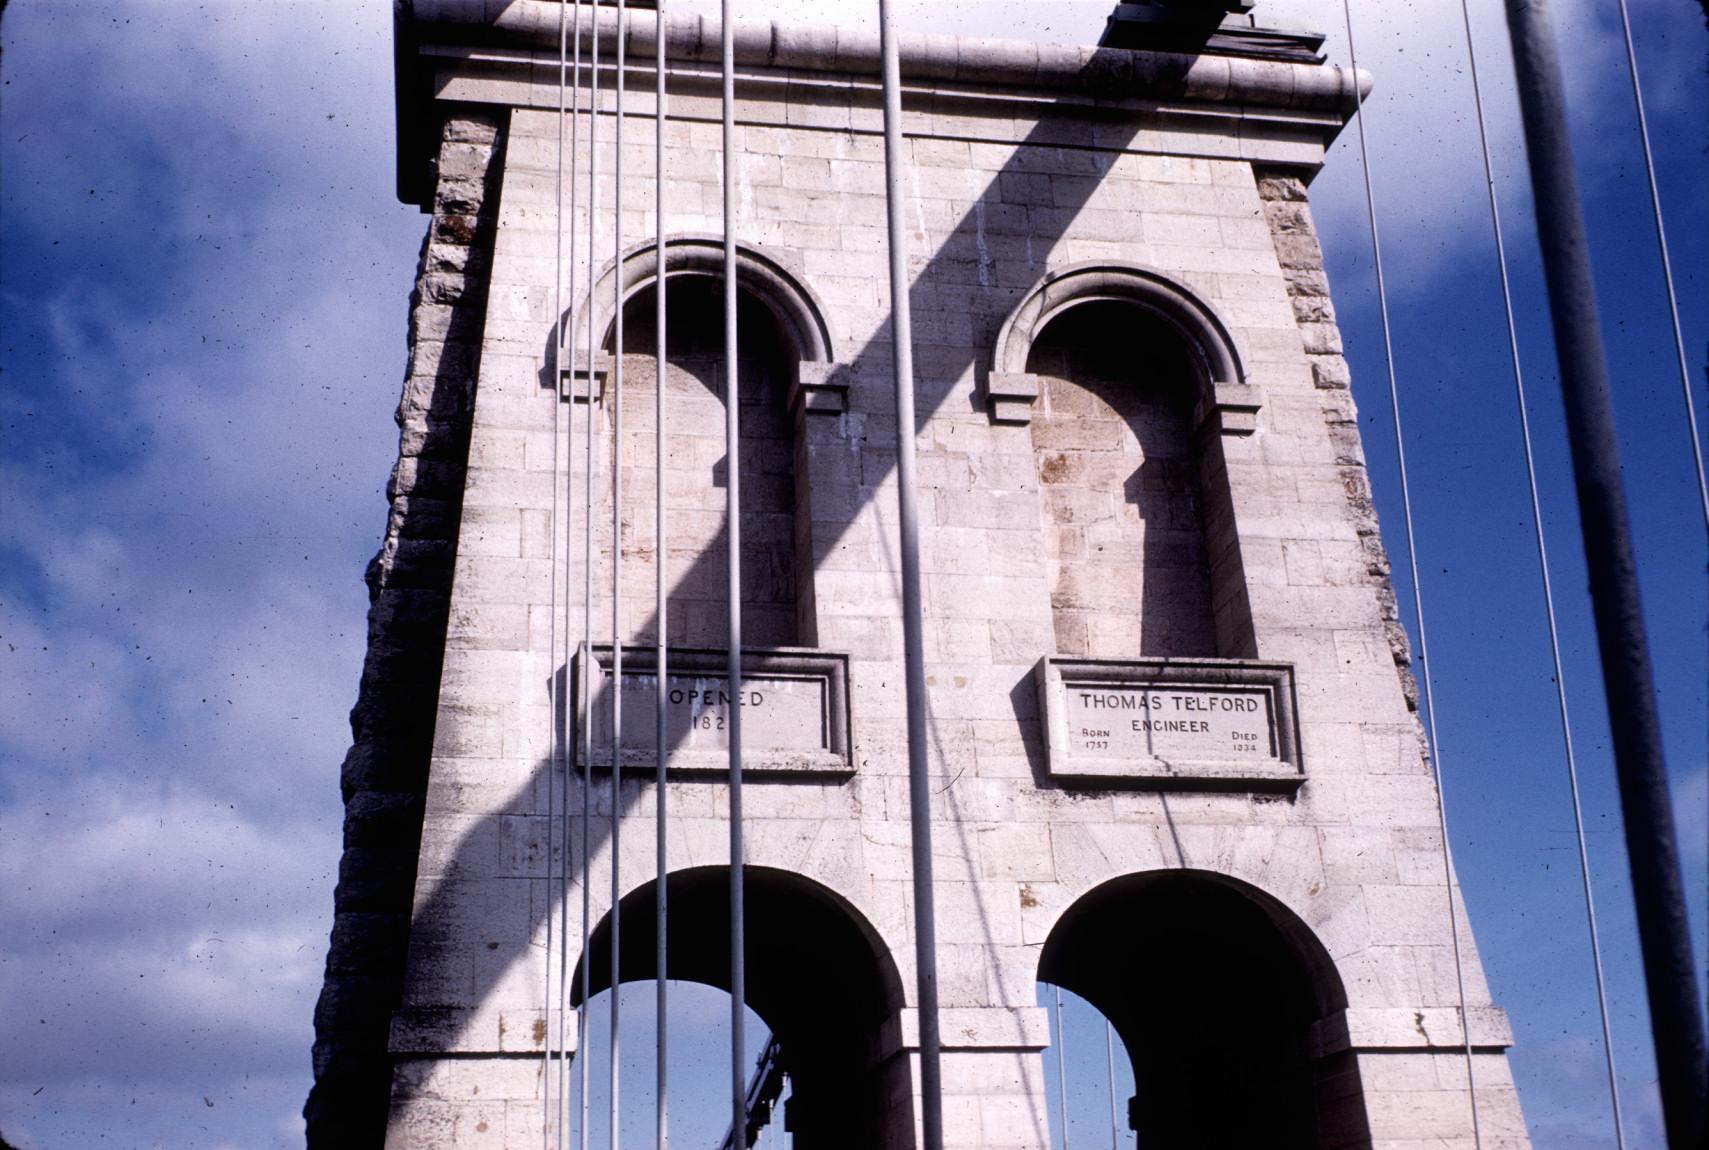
[
  {"xmin": 396, "ymin": 6, "xmax": 1370, "ymax": 203},
  {"xmin": 405, "ymin": 2, "xmax": 1369, "ymax": 110}
]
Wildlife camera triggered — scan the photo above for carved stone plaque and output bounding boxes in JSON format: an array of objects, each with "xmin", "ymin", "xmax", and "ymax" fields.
[
  {"xmin": 575, "ymin": 645, "xmax": 852, "ymax": 776},
  {"xmin": 1037, "ymin": 657, "xmax": 1302, "ymax": 790}
]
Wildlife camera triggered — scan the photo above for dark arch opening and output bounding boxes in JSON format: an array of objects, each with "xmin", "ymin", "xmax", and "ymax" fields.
[
  {"xmin": 606, "ymin": 276, "xmax": 813, "ymax": 648},
  {"xmin": 575, "ymin": 866, "xmax": 906, "ymax": 1149},
  {"xmin": 1025, "ymin": 300, "xmax": 1219, "ymax": 658},
  {"xmin": 1039, "ymin": 870, "xmax": 1366, "ymax": 1150}
]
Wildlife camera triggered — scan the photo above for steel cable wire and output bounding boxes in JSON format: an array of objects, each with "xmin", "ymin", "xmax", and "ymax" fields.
[
  {"xmin": 876, "ymin": 5, "xmax": 945, "ymax": 1145},
  {"xmin": 610, "ymin": 5, "xmax": 629, "ymax": 1143},
  {"xmin": 1453, "ymin": 2, "xmax": 1628, "ymax": 1143},
  {"xmin": 1610, "ymin": 0, "xmax": 1709, "ymax": 535},
  {"xmin": 719, "ymin": 5, "xmax": 748, "ymax": 1144},
  {"xmin": 546, "ymin": 0, "xmax": 568, "ymax": 1140},
  {"xmin": 580, "ymin": 6, "xmax": 602, "ymax": 1148},
  {"xmin": 1104, "ymin": 1021, "xmax": 1118, "ymax": 1150},
  {"xmin": 1338, "ymin": 3, "xmax": 1483, "ymax": 1145},
  {"xmin": 1501, "ymin": 4, "xmax": 1706, "ymax": 1139},
  {"xmin": 1054, "ymin": 986, "xmax": 1070, "ymax": 1150},
  {"xmin": 652, "ymin": 4, "xmax": 670, "ymax": 1148},
  {"xmin": 561, "ymin": 10, "xmax": 585, "ymax": 1144}
]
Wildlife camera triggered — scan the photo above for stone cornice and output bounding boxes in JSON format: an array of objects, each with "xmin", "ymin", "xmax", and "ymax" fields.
[
  {"xmin": 395, "ymin": 1, "xmax": 1370, "ymax": 204},
  {"xmin": 405, "ymin": 1, "xmax": 1364, "ymax": 110}
]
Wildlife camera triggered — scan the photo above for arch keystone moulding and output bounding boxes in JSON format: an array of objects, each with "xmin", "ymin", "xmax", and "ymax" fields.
[
  {"xmin": 986, "ymin": 261, "xmax": 1261, "ymax": 435},
  {"xmin": 557, "ymin": 234, "xmax": 852, "ymax": 414}
]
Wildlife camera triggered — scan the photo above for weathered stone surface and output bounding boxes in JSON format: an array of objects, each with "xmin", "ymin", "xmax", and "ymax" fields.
[
  {"xmin": 308, "ymin": 15, "xmax": 1531, "ymax": 1150},
  {"xmin": 1256, "ymin": 166, "xmax": 1421, "ymax": 709},
  {"xmin": 304, "ymin": 107, "xmax": 508, "ymax": 1145}
]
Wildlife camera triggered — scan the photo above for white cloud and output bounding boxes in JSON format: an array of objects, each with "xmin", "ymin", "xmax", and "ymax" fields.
[
  {"xmin": 1674, "ymin": 763, "xmax": 1707, "ymax": 866},
  {"xmin": 1516, "ymin": 1031, "xmax": 1667, "ymax": 1150},
  {"xmin": 0, "ymin": 0, "xmax": 420, "ymax": 1142}
]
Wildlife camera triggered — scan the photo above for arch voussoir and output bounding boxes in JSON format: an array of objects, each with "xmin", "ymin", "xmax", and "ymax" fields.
[{"xmin": 987, "ymin": 261, "xmax": 1258, "ymax": 434}]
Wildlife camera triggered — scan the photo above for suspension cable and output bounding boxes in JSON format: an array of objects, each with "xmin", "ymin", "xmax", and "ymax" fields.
[
  {"xmin": 610, "ymin": 4, "xmax": 629, "ymax": 1143},
  {"xmin": 546, "ymin": 0, "xmax": 567, "ymax": 1141},
  {"xmin": 580, "ymin": 4, "xmax": 601, "ymax": 1148},
  {"xmin": 720, "ymin": 4, "xmax": 748, "ymax": 1145},
  {"xmin": 1453, "ymin": 2, "xmax": 1628, "ymax": 1143},
  {"xmin": 1053, "ymin": 986, "xmax": 1070, "ymax": 1150},
  {"xmin": 876, "ymin": 4, "xmax": 944, "ymax": 1146},
  {"xmin": 1338, "ymin": 4, "xmax": 1483, "ymax": 1145},
  {"xmin": 1502, "ymin": 5, "xmax": 1706, "ymax": 1145},
  {"xmin": 561, "ymin": 7, "xmax": 586, "ymax": 1147},
  {"xmin": 1103, "ymin": 1021, "xmax": 1118, "ymax": 1150},
  {"xmin": 1612, "ymin": 0, "xmax": 1709, "ymax": 534},
  {"xmin": 652, "ymin": 4, "xmax": 670, "ymax": 1150}
]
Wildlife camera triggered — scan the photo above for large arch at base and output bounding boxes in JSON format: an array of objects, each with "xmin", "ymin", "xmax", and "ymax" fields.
[
  {"xmin": 575, "ymin": 866, "xmax": 907, "ymax": 1149},
  {"xmin": 1039, "ymin": 869, "xmax": 1370, "ymax": 1150}
]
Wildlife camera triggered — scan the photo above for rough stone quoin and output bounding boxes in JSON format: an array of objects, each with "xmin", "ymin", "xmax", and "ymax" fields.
[{"xmin": 304, "ymin": 107, "xmax": 508, "ymax": 1144}]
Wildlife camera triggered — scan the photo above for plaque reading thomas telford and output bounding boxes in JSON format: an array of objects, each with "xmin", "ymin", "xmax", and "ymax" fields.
[
  {"xmin": 1070, "ymin": 686, "xmax": 1272, "ymax": 761},
  {"xmin": 576, "ymin": 645, "xmax": 852, "ymax": 775},
  {"xmin": 1037, "ymin": 657, "xmax": 1302, "ymax": 790}
]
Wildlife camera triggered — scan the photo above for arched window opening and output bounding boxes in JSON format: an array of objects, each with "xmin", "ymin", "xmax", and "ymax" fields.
[
  {"xmin": 575, "ymin": 867, "xmax": 907, "ymax": 1149},
  {"xmin": 612, "ymin": 277, "xmax": 811, "ymax": 648},
  {"xmin": 1038, "ymin": 872, "xmax": 1367, "ymax": 1150},
  {"xmin": 1026, "ymin": 300, "xmax": 1218, "ymax": 659}
]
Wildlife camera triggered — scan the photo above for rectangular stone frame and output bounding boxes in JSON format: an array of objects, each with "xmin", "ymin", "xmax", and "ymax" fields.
[
  {"xmin": 1036, "ymin": 655, "xmax": 1303, "ymax": 791},
  {"xmin": 574, "ymin": 643, "xmax": 854, "ymax": 777}
]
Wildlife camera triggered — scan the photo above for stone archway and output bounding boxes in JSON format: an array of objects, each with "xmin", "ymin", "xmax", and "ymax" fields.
[
  {"xmin": 1038, "ymin": 870, "xmax": 1370, "ymax": 1150},
  {"xmin": 576, "ymin": 866, "xmax": 908, "ymax": 1149}
]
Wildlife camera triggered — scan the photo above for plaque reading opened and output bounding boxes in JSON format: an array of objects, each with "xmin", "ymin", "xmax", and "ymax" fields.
[
  {"xmin": 575, "ymin": 645, "xmax": 852, "ymax": 776},
  {"xmin": 1037, "ymin": 657, "xmax": 1302, "ymax": 790}
]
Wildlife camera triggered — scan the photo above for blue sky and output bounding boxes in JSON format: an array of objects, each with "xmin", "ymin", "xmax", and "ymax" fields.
[{"xmin": 0, "ymin": 2, "xmax": 1702, "ymax": 1147}]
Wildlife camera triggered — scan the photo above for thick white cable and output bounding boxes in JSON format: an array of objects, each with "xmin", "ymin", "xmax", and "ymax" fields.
[
  {"xmin": 546, "ymin": 0, "xmax": 567, "ymax": 1142},
  {"xmin": 1611, "ymin": 0, "xmax": 1709, "ymax": 535},
  {"xmin": 1054, "ymin": 986, "xmax": 1069, "ymax": 1150},
  {"xmin": 1454, "ymin": 2, "xmax": 1628, "ymax": 1144},
  {"xmin": 561, "ymin": 7, "xmax": 584, "ymax": 1144},
  {"xmin": 874, "ymin": 8, "xmax": 945, "ymax": 1145},
  {"xmin": 610, "ymin": 2, "xmax": 627, "ymax": 1143},
  {"xmin": 719, "ymin": 3, "xmax": 747, "ymax": 1145},
  {"xmin": 580, "ymin": 6, "xmax": 601, "ymax": 1150},
  {"xmin": 652, "ymin": 4, "xmax": 670, "ymax": 1149},
  {"xmin": 1103, "ymin": 1021, "xmax": 1118, "ymax": 1150},
  {"xmin": 1338, "ymin": 4, "xmax": 1483, "ymax": 1145}
]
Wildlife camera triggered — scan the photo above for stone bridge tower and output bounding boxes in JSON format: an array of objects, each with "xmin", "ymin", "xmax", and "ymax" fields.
[{"xmin": 307, "ymin": 2, "xmax": 1534, "ymax": 1147}]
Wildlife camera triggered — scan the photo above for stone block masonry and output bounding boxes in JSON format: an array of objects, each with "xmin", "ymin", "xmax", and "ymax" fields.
[{"xmin": 307, "ymin": 6, "xmax": 1538, "ymax": 1148}]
